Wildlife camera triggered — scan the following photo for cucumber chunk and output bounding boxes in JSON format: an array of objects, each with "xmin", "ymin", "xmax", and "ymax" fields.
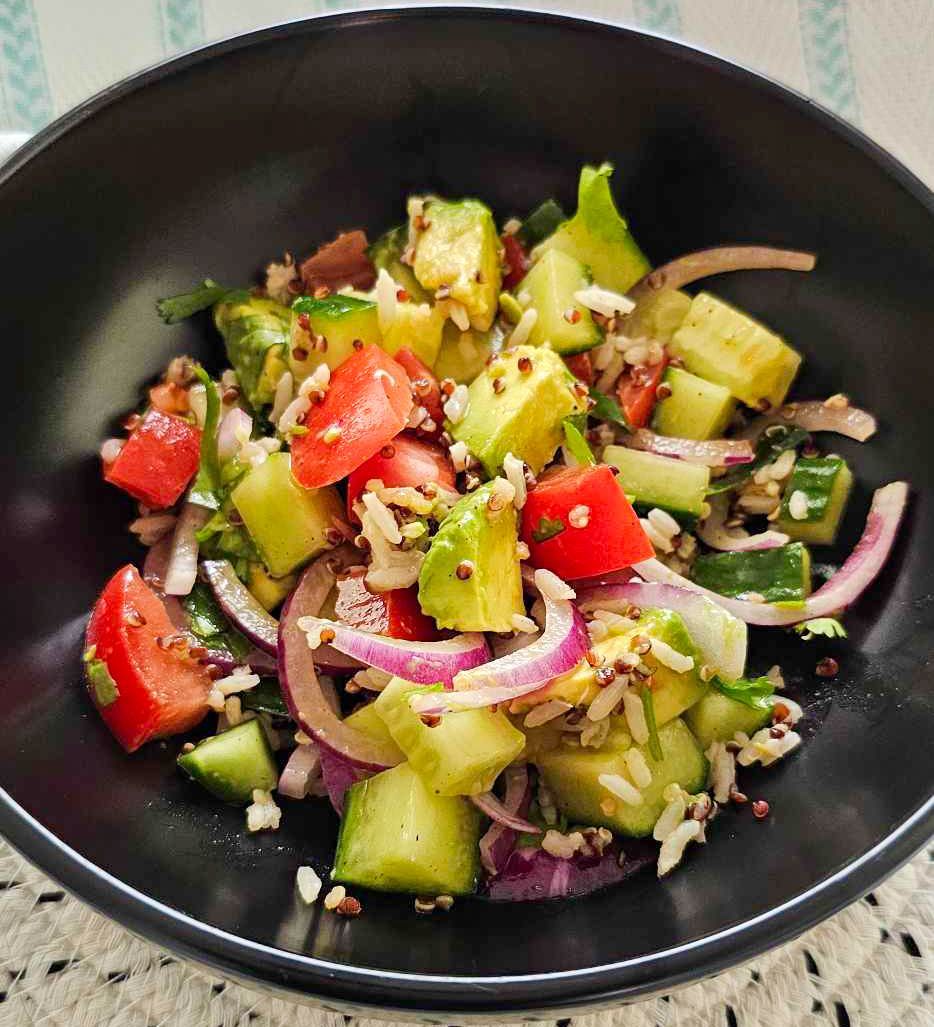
[
  {"xmin": 670, "ymin": 292, "xmax": 802, "ymax": 410},
  {"xmin": 777, "ymin": 457, "xmax": 854, "ymax": 545},
  {"xmin": 536, "ymin": 717, "xmax": 708, "ymax": 838},
  {"xmin": 333, "ymin": 763, "xmax": 482, "ymax": 895},
  {"xmin": 533, "ymin": 163, "xmax": 650, "ymax": 293},
  {"xmin": 692, "ymin": 542, "xmax": 811, "ymax": 606},
  {"xmin": 344, "ymin": 701, "xmax": 405, "ymax": 762},
  {"xmin": 517, "ymin": 199, "xmax": 567, "ymax": 247},
  {"xmin": 374, "ymin": 677, "xmax": 525, "ymax": 796},
  {"xmin": 684, "ymin": 690, "xmax": 772, "ymax": 748},
  {"xmin": 289, "ymin": 295, "xmax": 381, "ymax": 383},
  {"xmin": 652, "ymin": 367, "xmax": 736, "ymax": 440},
  {"xmin": 517, "ymin": 249, "xmax": 601, "ymax": 354},
  {"xmin": 602, "ymin": 445, "xmax": 710, "ymax": 529},
  {"xmin": 232, "ymin": 452, "xmax": 344, "ymax": 576},
  {"xmin": 177, "ymin": 719, "xmax": 278, "ymax": 803}
]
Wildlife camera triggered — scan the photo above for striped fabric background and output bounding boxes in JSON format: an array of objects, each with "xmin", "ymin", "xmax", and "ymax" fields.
[{"xmin": 0, "ymin": 0, "xmax": 932, "ymax": 187}]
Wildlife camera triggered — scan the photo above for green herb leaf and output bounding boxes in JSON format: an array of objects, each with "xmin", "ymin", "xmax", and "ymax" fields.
[
  {"xmin": 641, "ymin": 687, "xmax": 664, "ymax": 761},
  {"xmin": 241, "ymin": 678, "xmax": 289, "ymax": 717},
  {"xmin": 562, "ymin": 418, "xmax": 596, "ymax": 466},
  {"xmin": 707, "ymin": 425, "xmax": 808, "ymax": 495},
  {"xmin": 794, "ymin": 617, "xmax": 847, "ymax": 641},
  {"xmin": 292, "ymin": 294, "xmax": 374, "ymax": 316},
  {"xmin": 531, "ymin": 515, "xmax": 566, "ymax": 543},
  {"xmin": 189, "ymin": 364, "xmax": 222, "ymax": 510},
  {"xmin": 181, "ymin": 581, "xmax": 251, "ymax": 661},
  {"xmin": 84, "ymin": 653, "xmax": 120, "ymax": 708},
  {"xmin": 713, "ymin": 675, "xmax": 775, "ymax": 711},
  {"xmin": 156, "ymin": 279, "xmax": 248, "ymax": 324},
  {"xmin": 588, "ymin": 388, "xmax": 631, "ymax": 432}
]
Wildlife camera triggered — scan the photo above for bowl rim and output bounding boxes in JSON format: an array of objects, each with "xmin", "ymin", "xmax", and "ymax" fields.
[{"xmin": 1, "ymin": 5, "xmax": 932, "ymax": 1016}]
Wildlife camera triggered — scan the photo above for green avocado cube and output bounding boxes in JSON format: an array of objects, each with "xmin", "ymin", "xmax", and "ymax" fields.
[
  {"xmin": 413, "ymin": 198, "xmax": 502, "ymax": 330},
  {"xmin": 418, "ymin": 480, "xmax": 524, "ymax": 633},
  {"xmin": 380, "ymin": 301, "xmax": 446, "ymax": 367},
  {"xmin": 518, "ymin": 248, "xmax": 602, "ymax": 354},
  {"xmin": 670, "ymin": 292, "xmax": 802, "ymax": 410},
  {"xmin": 777, "ymin": 456, "xmax": 853, "ymax": 545},
  {"xmin": 374, "ymin": 677, "xmax": 525, "ymax": 796},
  {"xmin": 652, "ymin": 366, "xmax": 737, "ymax": 440},
  {"xmin": 433, "ymin": 322, "xmax": 497, "ymax": 383},
  {"xmin": 232, "ymin": 452, "xmax": 344, "ymax": 576},
  {"xmin": 449, "ymin": 344, "xmax": 586, "ymax": 477},
  {"xmin": 533, "ymin": 163, "xmax": 650, "ymax": 293}
]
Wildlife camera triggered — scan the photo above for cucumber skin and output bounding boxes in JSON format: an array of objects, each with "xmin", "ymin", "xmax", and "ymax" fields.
[
  {"xmin": 333, "ymin": 763, "xmax": 482, "ymax": 895},
  {"xmin": 778, "ymin": 458, "xmax": 853, "ymax": 546},
  {"xmin": 177, "ymin": 719, "xmax": 278, "ymax": 804},
  {"xmin": 692, "ymin": 542, "xmax": 811, "ymax": 606}
]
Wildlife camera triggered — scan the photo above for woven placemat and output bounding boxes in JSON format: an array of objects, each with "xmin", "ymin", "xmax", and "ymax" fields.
[{"xmin": 0, "ymin": 837, "xmax": 930, "ymax": 1026}]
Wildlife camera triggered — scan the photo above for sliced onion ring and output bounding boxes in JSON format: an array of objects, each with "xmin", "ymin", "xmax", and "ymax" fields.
[
  {"xmin": 622, "ymin": 429, "xmax": 754, "ymax": 467},
  {"xmin": 697, "ymin": 495, "xmax": 789, "ymax": 552},
  {"xmin": 471, "ymin": 786, "xmax": 540, "ymax": 835},
  {"xmin": 142, "ymin": 536, "xmax": 189, "ymax": 631},
  {"xmin": 277, "ymin": 743, "xmax": 321, "ymax": 800},
  {"xmin": 296, "ymin": 617, "xmax": 489, "ymax": 686},
  {"xmin": 633, "ymin": 481, "xmax": 908, "ymax": 626},
  {"xmin": 202, "ymin": 559, "xmax": 279, "ymax": 654},
  {"xmin": 278, "ymin": 548, "xmax": 401, "ymax": 769},
  {"xmin": 477, "ymin": 765, "xmax": 536, "ymax": 877},
  {"xmin": 742, "ymin": 400, "xmax": 877, "ymax": 443},
  {"xmin": 163, "ymin": 501, "xmax": 211, "ymax": 596},
  {"xmin": 628, "ymin": 245, "xmax": 816, "ymax": 304},
  {"xmin": 217, "ymin": 407, "xmax": 252, "ymax": 463},
  {"xmin": 410, "ymin": 594, "xmax": 589, "ymax": 714}
]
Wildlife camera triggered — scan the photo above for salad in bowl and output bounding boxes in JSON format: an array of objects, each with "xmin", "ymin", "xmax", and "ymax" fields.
[{"xmin": 86, "ymin": 164, "xmax": 907, "ymax": 914}]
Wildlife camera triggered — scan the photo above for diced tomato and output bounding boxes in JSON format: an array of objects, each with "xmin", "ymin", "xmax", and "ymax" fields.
[
  {"xmin": 564, "ymin": 352, "xmax": 594, "ymax": 386},
  {"xmin": 616, "ymin": 353, "xmax": 669, "ymax": 429},
  {"xmin": 520, "ymin": 465, "xmax": 653, "ymax": 580},
  {"xmin": 392, "ymin": 347, "xmax": 444, "ymax": 436},
  {"xmin": 335, "ymin": 576, "xmax": 443, "ymax": 641},
  {"xmin": 149, "ymin": 381, "xmax": 190, "ymax": 416},
  {"xmin": 291, "ymin": 345, "xmax": 413, "ymax": 488},
  {"xmin": 85, "ymin": 565, "xmax": 211, "ymax": 752},
  {"xmin": 104, "ymin": 408, "xmax": 201, "ymax": 509},
  {"xmin": 502, "ymin": 233, "xmax": 530, "ymax": 291},
  {"xmin": 346, "ymin": 434, "xmax": 455, "ymax": 522}
]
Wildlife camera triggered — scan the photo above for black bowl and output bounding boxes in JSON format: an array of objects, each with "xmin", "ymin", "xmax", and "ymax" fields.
[{"xmin": 1, "ymin": 7, "xmax": 932, "ymax": 1018}]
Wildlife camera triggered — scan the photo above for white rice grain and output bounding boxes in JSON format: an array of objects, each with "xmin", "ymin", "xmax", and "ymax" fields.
[
  {"xmin": 653, "ymin": 789, "xmax": 687, "ymax": 842},
  {"xmin": 788, "ymin": 489, "xmax": 809, "ymax": 520},
  {"xmin": 623, "ymin": 748, "xmax": 653, "ymax": 789},
  {"xmin": 510, "ymin": 307, "xmax": 538, "ymax": 347},
  {"xmin": 523, "ymin": 700, "xmax": 573, "ymax": 728},
  {"xmin": 657, "ymin": 819, "xmax": 701, "ymax": 877},
  {"xmin": 650, "ymin": 638, "xmax": 694, "ymax": 674},
  {"xmin": 447, "ymin": 299, "xmax": 470, "ymax": 331},
  {"xmin": 100, "ymin": 438, "xmax": 125, "ymax": 463},
  {"xmin": 623, "ymin": 690, "xmax": 650, "ymax": 745},
  {"xmin": 376, "ymin": 267, "xmax": 398, "ymax": 330},
  {"xmin": 503, "ymin": 452, "xmax": 528, "ymax": 509},
  {"xmin": 296, "ymin": 866, "xmax": 322, "ymax": 905},
  {"xmin": 647, "ymin": 507, "xmax": 681, "ymax": 540},
  {"xmin": 361, "ymin": 491, "xmax": 402, "ymax": 545},
  {"xmin": 641, "ymin": 518, "xmax": 675, "ymax": 554},
  {"xmin": 534, "ymin": 567, "xmax": 576, "ymax": 601},
  {"xmin": 573, "ymin": 285, "xmax": 635, "ymax": 318},
  {"xmin": 598, "ymin": 773, "xmax": 643, "ymax": 806},
  {"xmin": 586, "ymin": 677, "xmax": 629, "ymax": 722},
  {"xmin": 278, "ymin": 394, "xmax": 311, "ymax": 436},
  {"xmin": 270, "ymin": 371, "xmax": 295, "ymax": 427},
  {"xmin": 443, "ymin": 384, "xmax": 470, "ymax": 424},
  {"xmin": 706, "ymin": 742, "xmax": 736, "ymax": 803},
  {"xmin": 449, "ymin": 440, "xmax": 471, "ymax": 473}
]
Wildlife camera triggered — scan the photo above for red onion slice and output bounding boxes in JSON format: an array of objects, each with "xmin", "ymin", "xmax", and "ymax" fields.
[
  {"xmin": 278, "ymin": 548, "xmax": 401, "ymax": 770},
  {"xmin": 628, "ymin": 245, "xmax": 816, "ymax": 303},
  {"xmin": 163, "ymin": 502, "xmax": 211, "ymax": 596},
  {"xmin": 633, "ymin": 480, "xmax": 908, "ymax": 626},
  {"xmin": 478, "ymin": 765, "xmax": 536, "ymax": 877},
  {"xmin": 410, "ymin": 595, "xmax": 589, "ymax": 714},
  {"xmin": 217, "ymin": 408, "xmax": 252, "ymax": 463},
  {"xmin": 201, "ymin": 559, "xmax": 279, "ymax": 654},
  {"xmin": 742, "ymin": 400, "xmax": 877, "ymax": 443},
  {"xmin": 277, "ymin": 743, "xmax": 321, "ymax": 800},
  {"xmin": 318, "ymin": 745, "xmax": 374, "ymax": 813},
  {"xmin": 295, "ymin": 617, "xmax": 489, "ymax": 686},
  {"xmin": 576, "ymin": 581, "xmax": 748, "ymax": 682},
  {"xmin": 697, "ymin": 495, "xmax": 789, "ymax": 552},
  {"xmin": 622, "ymin": 429, "xmax": 754, "ymax": 467},
  {"xmin": 472, "ymin": 788, "xmax": 540, "ymax": 835},
  {"xmin": 142, "ymin": 536, "xmax": 190, "ymax": 631}
]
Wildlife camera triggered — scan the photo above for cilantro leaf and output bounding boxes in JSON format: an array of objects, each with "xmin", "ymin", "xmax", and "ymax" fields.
[
  {"xmin": 531, "ymin": 515, "xmax": 566, "ymax": 543},
  {"xmin": 182, "ymin": 582, "xmax": 252, "ymax": 661},
  {"xmin": 713, "ymin": 675, "xmax": 775, "ymax": 711},
  {"xmin": 188, "ymin": 364, "xmax": 222, "ymax": 510},
  {"xmin": 588, "ymin": 388, "xmax": 632, "ymax": 432},
  {"xmin": 156, "ymin": 279, "xmax": 249, "ymax": 324},
  {"xmin": 794, "ymin": 617, "xmax": 847, "ymax": 641},
  {"xmin": 707, "ymin": 425, "xmax": 808, "ymax": 495},
  {"xmin": 562, "ymin": 417, "xmax": 596, "ymax": 466},
  {"xmin": 641, "ymin": 687, "xmax": 664, "ymax": 761}
]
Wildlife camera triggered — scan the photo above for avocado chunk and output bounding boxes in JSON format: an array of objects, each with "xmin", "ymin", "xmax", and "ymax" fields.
[
  {"xmin": 418, "ymin": 480, "xmax": 523, "ymax": 632},
  {"xmin": 433, "ymin": 322, "xmax": 498, "ymax": 383},
  {"xmin": 333, "ymin": 762, "xmax": 482, "ymax": 895},
  {"xmin": 449, "ymin": 345, "xmax": 586, "ymax": 476},
  {"xmin": 692, "ymin": 542, "xmax": 812, "ymax": 606},
  {"xmin": 374, "ymin": 677, "xmax": 525, "ymax": 796},
  {"xmin": 684, "ymin": 690, "xmax": 772, "ymax": 749},
  {"xmin": 367, "ymin": 224, "xmax": 430, "ymax": 303},
  {"xmin": 533, "ymin": 163, "xmax": 650, "ymax": 294},
  {"xmin": 777, "ymin": 456, "xmax": 854, "ymax": 545},
  {"xmin": 232, "ymin": 452, "xmax": 344, "ymax": 576},
  {"xmin": 517, "ymin": 248, "xmax": 601, "ymax": 354},
  {"xmin": 536, "ymin": 717, "xmax": 708, "ymax": 838},
  {"xmin": 602, "ymin": 445, "xmax": 710, "ymax": 529},
  {"xmin": 514, "ymin": 609, "xmax": 707, "ymax": 723},
  {"xmin": 652, "ymin": 366, "xmax": 737, "ymax": 440},
  {"xmin": 670, "ymin": 292, "xmax": 802, "ymax": 410},
  {"xmin": 380, "ymin": 300, "xmax": 446, "ymax": 367},
  {"xmin": 413, "ymin": 198, "xmax": 502, "ymax": 330},
  {"xmin": 177, "ymin": 719, "xmax": 278, "ymax": 803},
  {"xmin": 289, "ymin": 294, "xmax": 381, "ymax": 383},
  {"xmin": 214, "ymin": 297, "xmax": 291, "ymax": 408}
]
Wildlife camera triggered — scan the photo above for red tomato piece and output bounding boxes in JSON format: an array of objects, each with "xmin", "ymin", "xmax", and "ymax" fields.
[
  {"xmin": 335, "ymin": 576, "xmax": 443, "ymax": 641},
  {"xmin": 85, "ymin": 565, "xmax": 212, "ymax": 752},
  {"xmin": 616, "ymin": 353, "xmax": 669, "ymax": 429},
  {"xmin": 502, "ymin": 233, "xmax": 530, "ymax": 291},
  {"xmin": 392, "ymin": 347, "xmax": 444, "ymax": 437},
  {"xmin": 564, "ymin": 352, "xmax": 595, "ymax": 386},
  {"xmin": 104, "ymin": 408, "xmax": 201, "ymax": 509},
  {"xmin": 291, "ymin": 345, "xmax": 413, "ymax": 488},
  {"xmin": 521, "ymin": 465, "xmax": 653, "ymax": 580},
  {"xmin": 346, "ymin": 434, "xmax": 455, "ymax": 522}
]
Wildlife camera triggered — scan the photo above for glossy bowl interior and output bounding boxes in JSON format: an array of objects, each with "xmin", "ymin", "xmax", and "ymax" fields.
[{"xmin": 1, "ymin": 8, "xmax": 933, "ymax": 1018}]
